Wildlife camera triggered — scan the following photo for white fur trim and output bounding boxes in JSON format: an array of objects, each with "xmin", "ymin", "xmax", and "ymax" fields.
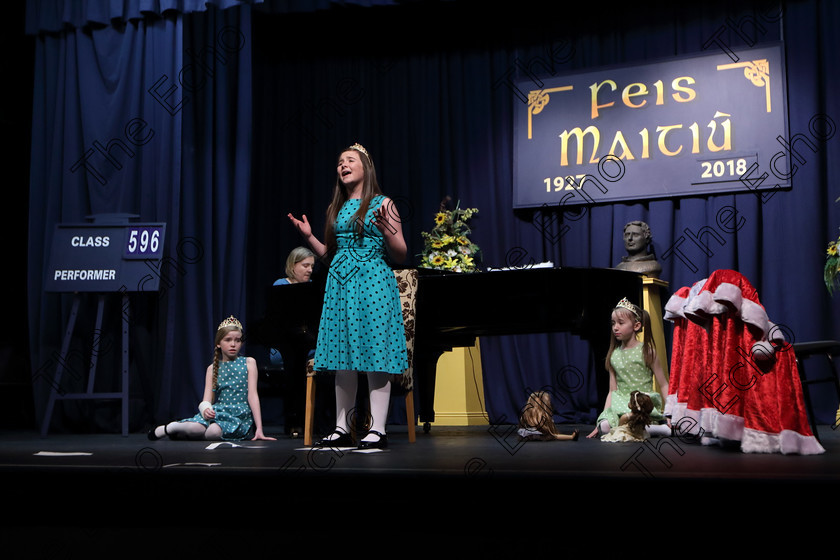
[
  {"xmin": 712, "ymin": 281, "xmax": 743, "ymax": 311},
  {"xmin": 741, "ymin": 429, "xmax": 825, "ymax": 455},
  {"xmin": 739, "ymin": 299, "xmax": 770, "ymax": 336},
  {"xmin": 664, "ymin": 294, "xmax": 687, "ymax": 321},
  {"xmin": 666, "ymin": 402, "xmax": 825, "ymax": 455},
  {"xmin": 683, "ymin": 290, "xmax": 727, "ymax": 324},
  {"xmin": 709, "ymin": 282, "xmax": 771, "ymax": 336}
]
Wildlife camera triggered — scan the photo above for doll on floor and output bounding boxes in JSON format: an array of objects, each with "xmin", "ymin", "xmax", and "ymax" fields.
[
  {"xmin": 517, "ymin": 391, "xmax": 579, "ymax": 442},
  {"xmin": 601, "ymin": 390, "xmax": 654, "ymax": 443}
]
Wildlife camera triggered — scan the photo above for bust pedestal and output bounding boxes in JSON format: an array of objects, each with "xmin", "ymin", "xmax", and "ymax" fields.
[{"xmin": 642, "ymin": 275, "xmax": 670, "ymax": 393}]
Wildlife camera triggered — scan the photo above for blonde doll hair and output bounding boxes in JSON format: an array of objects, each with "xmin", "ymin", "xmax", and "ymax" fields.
[{"xmin": 519, "ymin": 391, "xmax": 565, "ymax": 439}]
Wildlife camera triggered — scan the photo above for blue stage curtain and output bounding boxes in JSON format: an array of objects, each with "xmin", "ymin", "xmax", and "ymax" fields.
[
  {"xmin": 248, "ymin": 0, "xmax": 840, "ymax": 430},
  {"xmin": 469, "ymin": 0, "xmax": 840, "ymax": 427},
  {"xmin": 464, "ymin": 1, "xmax": 840, "ymax": 427},
  {"xmin": 26, "ymin": 1, "xmax": 257, "ymax": 431},
  {"xmin": 26, "ymin": 0, "xmax": 840, "ymax": 434}
]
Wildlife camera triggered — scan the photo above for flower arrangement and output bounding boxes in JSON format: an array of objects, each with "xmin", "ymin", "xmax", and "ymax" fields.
[
  {"xmin": 826, "ymin": 195, "xmax": 840, "ymax": 296},
  {"xmin": 419, "ymin": 199, "xmax": 481, "ymax": 273},
  {"xmin": 826, "ymin": 228, "xmax": 840, "ymax": 295}
]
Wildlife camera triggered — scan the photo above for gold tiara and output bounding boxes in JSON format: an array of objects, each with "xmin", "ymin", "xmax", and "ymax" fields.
[
  {"xmin": 615, "ymin": 298, "xmax": 640, "ymax": 319},
  {"xmin": 350, "ymin": 142, "xmax": 370, "ymax": 159},
  {"xmin": 218, "ymin": 315, "xmax": 243, "ymax": 331}
]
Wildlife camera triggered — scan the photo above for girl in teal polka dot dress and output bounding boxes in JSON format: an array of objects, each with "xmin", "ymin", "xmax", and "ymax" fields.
[
  {"xmin": 586, "ymin": 298, "xmax": 670, "ymax": 440},
  {"xmin": 288, "ymin": 143, "xmax": 408, "ymax": 450},
  {"xmin": 148, "ymin": 316, "xmax": 275, "ymax": 442}
]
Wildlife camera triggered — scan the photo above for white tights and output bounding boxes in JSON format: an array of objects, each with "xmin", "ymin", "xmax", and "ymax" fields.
[
  {"xmin": 332, "ymin": 371, "xmax": 391, "ymax": 442},
  {"xmin": 156, "ymin": 420, "xmax": 222, "ymax": 440}
]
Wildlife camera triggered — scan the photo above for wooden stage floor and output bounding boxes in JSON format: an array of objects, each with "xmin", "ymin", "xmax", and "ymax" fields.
[{"xmin": 3, "ymin": 422, "xmax": 839, "ymax": 552}]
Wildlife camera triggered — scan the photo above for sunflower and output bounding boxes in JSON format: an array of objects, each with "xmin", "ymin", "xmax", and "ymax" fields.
[
  {"xmin": 420, "ymin": 200, "xmax": 481, "ymax": 273},
  {"xmin": 826, "ymin": 230, "xmax": 840, "ymax": 295}
]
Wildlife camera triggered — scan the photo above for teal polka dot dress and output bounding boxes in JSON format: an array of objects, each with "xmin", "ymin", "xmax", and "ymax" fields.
[
  {"xmin": 597, "ymin": 344, "xmax": 664, "ymax": 429},
  {"xmin": 180, "ymin": 355, "xmax": 254, "ymax": 440},
  {"xmin": 314, "ymin": 195, "xmax": 408, "ymax": 374}
]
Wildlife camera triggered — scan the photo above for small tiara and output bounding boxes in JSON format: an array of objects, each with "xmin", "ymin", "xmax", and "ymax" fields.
[
  {"xmin": 350, "ymin": 142, "xmax": 370, "ymax": 159},
  {"xmin": 615, "ymin": 297, "xmax": 641, "ymax": 319},
  {"xmin": 218, "ymin": 315, "xmax": 243, "ymax": 331}
]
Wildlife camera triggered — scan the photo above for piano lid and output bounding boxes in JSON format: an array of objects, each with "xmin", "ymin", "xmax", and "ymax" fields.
[{"xmin": 414, "ymin": 266, "xmax": 643, "ymax": 339}]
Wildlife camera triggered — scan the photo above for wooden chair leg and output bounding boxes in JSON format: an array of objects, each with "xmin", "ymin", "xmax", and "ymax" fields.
[
  {"xmin": 304, "ymin": 374, "xmax": 316, "ymax": 446},
  {"xmin": 406, "ymin": 390, "xmax": 416, "ymax": 443}
]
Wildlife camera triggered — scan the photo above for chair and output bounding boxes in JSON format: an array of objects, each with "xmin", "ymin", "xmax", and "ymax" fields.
[
  {"xmin": 792, "ymin": 340, "xmax": 840, "ymax": 442},
  {"xmin": 303, "ymin": 268, "xmax": 418, "ymax": 446}
]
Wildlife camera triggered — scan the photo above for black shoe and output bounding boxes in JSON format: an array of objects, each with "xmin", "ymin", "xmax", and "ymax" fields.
[
  {"xmin": 313, "ymin": 429, "xmax": 353, "ymax": 448},
  {"xmin": 358, "ymin": 430, "xmax": 388, "ymax": 450},
  {"xmin": 148, "ymin": 424, "xmax": 166, "ymax": 441}
]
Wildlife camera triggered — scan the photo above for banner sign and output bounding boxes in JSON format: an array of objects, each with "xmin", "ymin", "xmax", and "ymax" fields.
[
  {"xmin": 513, "ymin": 44, "xmax": 789, "ymax": 208},
  {"xmin": 46, "ymin": 223, "xmax": 167, "ymax": 292}
]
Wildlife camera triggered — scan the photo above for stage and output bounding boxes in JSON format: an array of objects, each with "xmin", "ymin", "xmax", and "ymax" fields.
[{"xmin": 3, "ymin": 421, "xmax": 839, "ymax": 551}]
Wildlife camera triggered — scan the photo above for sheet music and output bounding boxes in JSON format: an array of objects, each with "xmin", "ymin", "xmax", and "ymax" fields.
[{"xmin": 485, "ymin": 261, "xmax": 554, "ymax": 271}]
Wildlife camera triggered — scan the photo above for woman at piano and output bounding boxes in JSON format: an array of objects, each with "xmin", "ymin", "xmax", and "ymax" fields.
[
  {"xmin": 269, "ymin": 246, "xmax": 316, "ymax": 367},
  {"xmin": 287, "ymin": 142, "xmax": 408, "ymax": 450},
  {"xmin": 586, "ymin": 298, "xmax": 671, "ymax": 440},
  {"xmin": 269, "ymin": 247, "xmax": 317, "ymax": 368},
  {"xmin": 273, "ymin": 246, "xmax": 315, "ymax": 286},
  {"xmin": 270, "ymin": 246, "xmax": 317, "ymax": 439}
]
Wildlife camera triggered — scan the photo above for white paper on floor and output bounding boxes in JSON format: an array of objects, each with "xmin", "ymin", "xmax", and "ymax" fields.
[
  {"xmin": 34, "ymin": 451, "xmax": 93, "ymax": 456},
  {"xmin": 204, "ymin": 441, "xmax": 267, "ymax": 450}
]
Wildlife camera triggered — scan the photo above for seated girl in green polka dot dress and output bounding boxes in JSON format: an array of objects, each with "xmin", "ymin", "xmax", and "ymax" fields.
[
  {"xmin": 148, "ymin": 316, "xmax": 276, "ymax": 442},
  {"xmin": 586, "ymin": 298, "xmax": 671, "ymax": 440}
]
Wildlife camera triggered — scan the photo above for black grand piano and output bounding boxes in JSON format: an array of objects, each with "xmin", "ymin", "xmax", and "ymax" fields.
[{"xmin": 249, "ymin": 266, "xmax": 643, "ymax": 432}]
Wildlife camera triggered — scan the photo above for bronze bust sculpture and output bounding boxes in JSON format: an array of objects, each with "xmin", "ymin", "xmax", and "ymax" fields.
[{"xmin": 614, "ymin": 221, "xmax": 662, "ymax": 278}]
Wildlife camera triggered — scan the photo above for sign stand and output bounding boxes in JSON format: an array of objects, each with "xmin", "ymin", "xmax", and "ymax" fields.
[
  {"xmin": 41, "ymin": 214, "xmax": 165, "ymax": 437},
  {"xmin": 40, "ymin": 293, "xmax": 130, "ymax": 437}
]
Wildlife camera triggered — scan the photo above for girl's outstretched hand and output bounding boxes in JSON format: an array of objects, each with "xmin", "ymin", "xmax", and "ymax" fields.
[
  {"xmin": 288, "ymin": 213, "xmax": 312, "ymax": 238},
  {"xmin": 252, "ymin": 430, "xmax": 276, "ymax": 441}
]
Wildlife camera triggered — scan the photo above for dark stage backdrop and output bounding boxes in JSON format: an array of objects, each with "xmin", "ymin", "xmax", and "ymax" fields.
[{"xmin": 25, "ymin": 0, "xmax": 840, "ymax": 435}]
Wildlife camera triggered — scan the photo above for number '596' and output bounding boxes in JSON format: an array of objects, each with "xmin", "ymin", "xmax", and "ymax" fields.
[{"xmin": 127, "ymin": 229, "xmax": 160, "ymax": 254}]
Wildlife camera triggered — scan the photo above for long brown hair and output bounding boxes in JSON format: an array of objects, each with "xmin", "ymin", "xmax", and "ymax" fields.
[
  {"xmin": 604, "ymin": 303, "xmax": 656, "ymax": 374},
  {"xmin": 323, "ymin": 144, "xmax": 383, "ymax": 261},
  {"xmin": 626, "ymin": 390, "xmax": 654, "ymax": 432}
]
